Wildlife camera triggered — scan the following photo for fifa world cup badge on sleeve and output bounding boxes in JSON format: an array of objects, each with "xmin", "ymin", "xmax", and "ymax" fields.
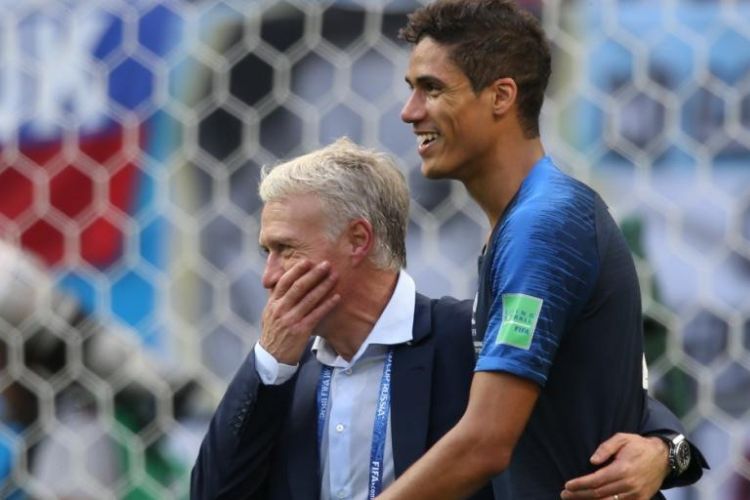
[{"xmin": 495, "ymin": 293, "xmax": 543, "ymax": 350}]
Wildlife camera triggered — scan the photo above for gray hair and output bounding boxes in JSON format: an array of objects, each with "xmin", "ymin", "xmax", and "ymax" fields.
[{"xmin": 259, "ymin": 138, "xmax": 409, "ymax": 271}]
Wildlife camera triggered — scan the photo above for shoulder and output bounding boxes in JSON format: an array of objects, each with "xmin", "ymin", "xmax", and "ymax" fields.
[
  {"xmin": 415, "ymin": 293, "xmax": 472, "ymax": 344},
  {"xmin": 483, "ymin": 167, "xmax": 603, "ymax": 301},
  {"xmin": 492, "ymin": 169, "xmax": 598, "ymax": 262},
  {"xmin": 432, "ymin": 296, "xmax": 472, "ymax": 334},
  {"xmin": 431, "ymin": 295, "xmax": 472, "ymax": 319},
  {"xmin": 506, "ymin": 171, "xmax": 595, "ymax": 240},
  {"xmin": 420, "ymin": 296, "xmax": 477, "ymax": 393}
]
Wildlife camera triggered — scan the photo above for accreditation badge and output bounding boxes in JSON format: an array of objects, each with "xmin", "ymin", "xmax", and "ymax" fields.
[{"xmin": 495, "ymin": 293, "xmax": 543, "ymax": 350}]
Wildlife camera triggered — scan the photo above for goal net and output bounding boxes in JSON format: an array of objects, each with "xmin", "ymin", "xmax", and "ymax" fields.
[{"xmin": 0, "ymin": 1, "xmax": 747, "ymax": 498}]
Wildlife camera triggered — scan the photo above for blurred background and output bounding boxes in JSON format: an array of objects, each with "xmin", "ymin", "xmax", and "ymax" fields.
[{"xmin": 0, "ymin": 0, "xmax": 748, "ymax": 498}]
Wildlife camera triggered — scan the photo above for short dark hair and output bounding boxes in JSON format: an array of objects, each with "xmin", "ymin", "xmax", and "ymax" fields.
[{"xmin": 400, "ymin": 0, "xmax": 551, "ymax": 138}]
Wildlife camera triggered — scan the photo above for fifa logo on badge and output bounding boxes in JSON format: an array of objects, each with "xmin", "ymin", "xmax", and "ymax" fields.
[{"xmin": 495, "ymin": 293, "xmax": 543, "ymax": 350}]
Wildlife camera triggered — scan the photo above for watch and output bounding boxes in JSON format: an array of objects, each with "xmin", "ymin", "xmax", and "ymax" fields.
[{"xmin": 658, "ymin": 433, "xmax": 691, "ymax": 478}]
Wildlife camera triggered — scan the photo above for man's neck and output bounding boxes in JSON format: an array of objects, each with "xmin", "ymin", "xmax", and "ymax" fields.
[
  {"xmin": 320, "ymin": 268, "xmax": 399, "ymax": 362},
  {"xmin": 463, "ymin": 135, "xmax": 545, "ymax": 229}
]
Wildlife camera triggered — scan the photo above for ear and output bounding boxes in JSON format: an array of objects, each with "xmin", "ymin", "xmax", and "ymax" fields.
[
  {"xmin": 488, "ymin": 77, "xmax": 517, "ymax": 118},
  {"xmin": 344, "ymin": 218, "xmax": 374, "ymax": 266}
]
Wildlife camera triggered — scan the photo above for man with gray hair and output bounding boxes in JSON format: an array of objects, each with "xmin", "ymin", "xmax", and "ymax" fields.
[
  {"xmin": 191, "ymin": 138, "xmax": 698, "ymax": 500},
  {"xmin": 191, "ymin": 137, "xmax": 494, "ymax": 499}
]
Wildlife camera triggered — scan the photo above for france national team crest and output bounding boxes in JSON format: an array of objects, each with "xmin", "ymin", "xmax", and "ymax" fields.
[{"xmin": 496, "ymin": 293, "xmax": 543, "ymax": 350}]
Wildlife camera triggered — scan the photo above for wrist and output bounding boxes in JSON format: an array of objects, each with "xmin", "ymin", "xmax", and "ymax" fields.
[
  {"xmin": 254, "ymin": 342, "xmax": 299, "ymax": 385},
  {"xmin": 646, "ymin": 435, "xmax": 671, "ymax": 480},
  {"xmin": 258, "ymin": 338, "xmax": 302, "ymax": 365},
  {"xmin": 652, "ymin": 432, "xmax": 691, "ymax": 481}
]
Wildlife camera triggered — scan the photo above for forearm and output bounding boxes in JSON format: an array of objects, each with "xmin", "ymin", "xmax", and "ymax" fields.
[
  {"xmin": 378, "ymin": 372, "xmax": 538, "ymax": 499},
  {"xmin": 378, "ymin": 418, "xmax": 508, "ymax": 499}
]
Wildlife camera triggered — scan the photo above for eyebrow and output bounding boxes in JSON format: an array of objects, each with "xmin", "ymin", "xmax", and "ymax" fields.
[
  {"xmin": 258, "ymin": 235, "xmax": 298, "ymax": 250},
  {"xmin": 405, "ymin": 75, "xmax": 445, "ymax": 89}
]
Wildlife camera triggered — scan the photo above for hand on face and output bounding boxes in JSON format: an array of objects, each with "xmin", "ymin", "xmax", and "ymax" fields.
[
  {"xmin": 259, "ymin": 259, "xmax": 340, "ymax": 365},
  {"xmin": 560, "ymin": 433, "xmax": 670, "ymax": 500}
]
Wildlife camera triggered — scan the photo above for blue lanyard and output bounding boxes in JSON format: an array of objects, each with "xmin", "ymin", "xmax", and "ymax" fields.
[{"xmin": 316, "ymin": 349, "xmax": 394, "ymax": 500}]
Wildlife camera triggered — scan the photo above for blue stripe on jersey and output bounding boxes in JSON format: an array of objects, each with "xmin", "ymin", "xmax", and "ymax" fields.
[{"xmin": 475, "ymin": 157, "xmax": 600, "ymax": 386}]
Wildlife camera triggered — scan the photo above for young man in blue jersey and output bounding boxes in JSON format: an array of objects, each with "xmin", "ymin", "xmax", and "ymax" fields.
[{"xmin": 379, "ymin": 1, "xmax": 706, "ymax": 498}]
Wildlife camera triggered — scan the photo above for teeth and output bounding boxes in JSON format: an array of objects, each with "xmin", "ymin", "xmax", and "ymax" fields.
[{"xmin": 417, "ymin": 133, "xmax": 438, "ymax": 147}]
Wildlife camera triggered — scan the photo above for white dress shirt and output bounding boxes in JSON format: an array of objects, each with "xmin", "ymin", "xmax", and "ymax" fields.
[{"xmin": 254, "ymin": 270, "xmax": 416, "ymax": 499}]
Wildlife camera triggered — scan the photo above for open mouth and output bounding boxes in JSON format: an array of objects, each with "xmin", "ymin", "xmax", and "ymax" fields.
[{"xmin": 417, "ymin": 132, "xmax": 439, "ymax": 151}]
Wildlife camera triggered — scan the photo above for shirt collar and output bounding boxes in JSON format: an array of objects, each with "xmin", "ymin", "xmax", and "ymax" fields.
[{"xmin": 312, "ymin": 269, "xmax": 416, "ymax": 368}]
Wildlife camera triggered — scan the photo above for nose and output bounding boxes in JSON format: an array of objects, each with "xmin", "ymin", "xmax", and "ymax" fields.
[
  {"xmin": 401, "ymin": 90, "xmax": 425, "ymax": 124},
  {"xmin": 261, "ymin": 253, "xmax": 282, "ymax": 290}
]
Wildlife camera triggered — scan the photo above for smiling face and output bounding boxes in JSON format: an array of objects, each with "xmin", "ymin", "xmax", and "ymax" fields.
[
  {"xmin": 259, "ymin": 193, "xmax": 348, "ymax": 293},
  {"xmin": 401, "ymin": 37, "xmax": 498, "ymax": 181}
]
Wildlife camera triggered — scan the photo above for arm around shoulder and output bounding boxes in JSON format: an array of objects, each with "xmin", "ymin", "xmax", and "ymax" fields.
[{"xmin": 561, "ymin": 394, "xmax": 709, "ymax": 499}]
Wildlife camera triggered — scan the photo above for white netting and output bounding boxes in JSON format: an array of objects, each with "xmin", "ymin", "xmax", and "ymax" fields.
[{"xmin": 0, "ymin": 0, "xmax": 748, "ymax": 498}]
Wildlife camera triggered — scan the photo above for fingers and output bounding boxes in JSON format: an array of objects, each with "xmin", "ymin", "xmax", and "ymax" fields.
[
  {"xmin": 266, "ymin": 260, "xmax": 339, "ymax": 325},
  {"xmin": 272, "ymin": 259, "xmax": 315, "ymax": 299},
  {"xmin": 303, "ymin": 291, "xmax": 341, "ymax": 330},
  {"xmin": 564, "ymin": 433, "xmax": 662, "ymax": 500},
  {"xmin": 278, "ymin": 261, "xmax": 336, "ymax": 314},
  {"xmin": 561, "ymin": 478, "xmax": 633, "ymax": 499},
  {"xmin": 260, "ymin": 260, "xmax": 340, "ymax": 365},
  {"xmin": 565, "ymin": 437, "xmax": 631, "ymax": 494},
  {"xmin": 590, "ymin": 433, "xmax": 629, "ymax": 465},
  {"xmin": 564, "ymin": 466, "xmax": 618, "ymax": 494},
  {"xmin": 291, "ymin": 264, "xmax": 338, "ymax": 319}
]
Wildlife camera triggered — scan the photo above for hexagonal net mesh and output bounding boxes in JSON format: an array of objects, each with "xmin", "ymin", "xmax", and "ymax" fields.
[{"xmin": 0, "ymin": 0, "xmax": 748, "ymax": 498}]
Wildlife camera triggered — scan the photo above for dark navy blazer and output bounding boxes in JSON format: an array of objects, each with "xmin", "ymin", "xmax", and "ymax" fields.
[
  {"xmin": 191, "ymin": 294, "xmax": 704, "ymax": 500},
  {"xmin": 191, "ymin": 294, "xmax": 494, "ymax": 500}
]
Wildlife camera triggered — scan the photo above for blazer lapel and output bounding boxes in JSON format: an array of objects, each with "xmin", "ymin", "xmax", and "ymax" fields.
[
  {"xmin": 391, "ymin": 293, "xmax": 435, "ymax": 477},
  {"xmin": 287, "ymin": 357, "xmax": 322, "ymax": 500}
]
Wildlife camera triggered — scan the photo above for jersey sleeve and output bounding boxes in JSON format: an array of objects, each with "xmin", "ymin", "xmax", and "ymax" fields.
[{"xmin": 475, "ymin": 200, "xmax": 600, "ymax": 386}]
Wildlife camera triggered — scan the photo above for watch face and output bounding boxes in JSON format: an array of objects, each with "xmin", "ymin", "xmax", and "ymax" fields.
[{"xmin": 675, "ymin": 440, "xmax": 691, "ymax": 472}]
